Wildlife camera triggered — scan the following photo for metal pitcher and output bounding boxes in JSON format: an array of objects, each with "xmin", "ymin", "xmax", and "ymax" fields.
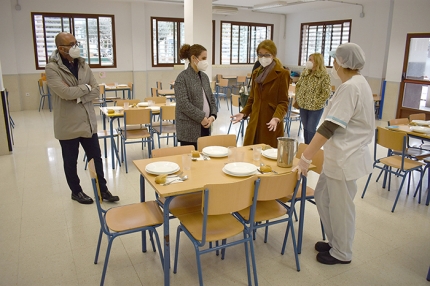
[{"xmin": 277, "ymin": 137, "xmax": 298, "ymax": 168}]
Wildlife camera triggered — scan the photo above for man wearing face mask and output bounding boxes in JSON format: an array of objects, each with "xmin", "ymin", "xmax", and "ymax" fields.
[
  {"xmin": 45, "ymin": 32, "xmax": 119, "ymax": 204},
  {"xmin": 293, "ymin": 43, "xmax": 374, "ymax": 265},
  {"xmin": 231, "ymin": 40, "xmax": 289, "ymax": 148},
  {"xmin": 295, "ymin": 53, "xmax": 331, "ymax": 144},
  {"xmin": 175, "ymin": 44, "xmax": 217, "ymax": 149}
]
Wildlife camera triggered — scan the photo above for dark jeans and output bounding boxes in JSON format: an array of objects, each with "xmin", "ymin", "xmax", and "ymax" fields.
[
  {"xmin": 300, "ymin": 108, "xmax": 324, "ymax": 144},
  {"xmin": 59, "ymin": 133, "xmax": 107, "ymax": 195},
  {"xmin": 179, "ymin": 125, "xmax": 210, "ymax": 150}
]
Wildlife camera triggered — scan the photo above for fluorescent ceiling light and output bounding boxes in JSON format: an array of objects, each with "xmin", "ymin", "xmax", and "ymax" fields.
[
  {"xmin": 212, "ymin": 6, "xmax": 238, "ymax": 15},
  {"xmin": 253, "ymin": 1, "xmax": 288, "ymax": 10}
]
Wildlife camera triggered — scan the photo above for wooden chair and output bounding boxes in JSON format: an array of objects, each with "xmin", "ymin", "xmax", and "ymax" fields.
[
  {"xmin": 152, "ymin": 146, "xmax": 203, "ymax": 218},
  {"xmin": 197, "ymin": 134, "xmax": 237, "ymax": 152},
  {"xmin": 173, "ymin": 176, "xmax": 260, "ymax": 286},
  {"xmin": 127, "ymin": 82, "xmax": 134, "ymax": 99},
  {"xmin": 156, "ymin": 81, "xmax": 163, "ymax": 90},
  {"xmin": 236, "ymin": 171, "xmax": 301, "ymax": 271},
  {"xmin": 151, "ymin": 87, "xmax": 159, "ymax": 97},
  {"xmin": 152, "ymin": 105, "xmax": 177, "ymax": 148},
  {"xmin": 38, "ymin": 79, "xmax": 52, "ymax": 112},
  {"xmin": 409, "ymin": 113, "xmax": 426, "ymax": 121},
  {"xmin": 215, "ymin": 78, "xmax": 230, "ymax": 110},
  {"xmin": 88, "ymin": 159, "xmax": 164, "ymax": 286},
  {"xmin": 103, "ymin": 84, "xmax": 121, "ymax": 102},
  {"xmin": 119, "ymin": 108, "xmax": 154, "ymax": 173},
  {"xmin": 232, "ymin": 75, "xmax": 247, "ymax": 93},
  {"xmin": 227, "ymin": 94, "xmax": 246, "ymax": 142},
  {"xmin": 388, "ymin": 118, "xmax": 430, "ymax": 158},
  {"xmin": 284, "ymin": 95, "xmax": 302, "ymax": 136},
  {"xmin": 361, "ymin": 127, "xmax": 425, "ymax": 212}
]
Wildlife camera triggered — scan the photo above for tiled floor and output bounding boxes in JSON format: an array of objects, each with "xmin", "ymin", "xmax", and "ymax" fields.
[{"xmin": 1, "ymin": 104, "xmax": 429, "ymax": 285}]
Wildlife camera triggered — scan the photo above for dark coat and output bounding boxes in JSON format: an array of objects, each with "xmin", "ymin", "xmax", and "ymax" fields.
[
  {"xmin": 175, "ymin": 65, "xmax": 217, "ymax": 143},
  {"xmin": 241, "ymin": 60, "xmax": 290, "ymax": 148}
]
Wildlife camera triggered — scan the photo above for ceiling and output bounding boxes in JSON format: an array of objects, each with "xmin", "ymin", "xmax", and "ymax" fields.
[{"xmin": 136, "ymin": 0, "xmax": 379, "ymax": 15}]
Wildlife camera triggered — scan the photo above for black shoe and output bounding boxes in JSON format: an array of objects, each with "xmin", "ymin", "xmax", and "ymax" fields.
[
  {"xmin": 315, "ymin": 241, "xmax": 331, "ymax": 252},
  {"xmin": 101, "ymin": 190, "xmax": 120, "ymax": 202},
  {"xmin": 71, "ymin": 191, "xmax": 94, "ymax": 204},
  {"xmin": 316, "ymin": 251, "xmax": 351, "ymax": 265}
]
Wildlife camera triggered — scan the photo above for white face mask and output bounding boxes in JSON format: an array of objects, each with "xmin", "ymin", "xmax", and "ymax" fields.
[
  {"xmin": 67, "ymin": 46, "xmax": 81, "ymax": 59},
  {"xmin": 259, "ymin": 57, "xmax": 273, "ymax": 68},
  {"xmin": 195, "ymin": 58, "xmax": 209, "ymax": 71},
  {"xmin": 305, "ymin": 61, "xmax": 313, "ymax": 70},
  {"xmin": 331, "ymin": 65, "xmax": 340, "ymax": 80}
]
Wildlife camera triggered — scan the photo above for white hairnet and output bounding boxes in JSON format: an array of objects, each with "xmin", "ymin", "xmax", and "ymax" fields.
[{"xmin": 328, "ymin": 43, "xmax": 365, "ymax": 70}]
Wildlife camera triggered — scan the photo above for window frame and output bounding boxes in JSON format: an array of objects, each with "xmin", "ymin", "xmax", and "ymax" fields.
[
  {"xmin": 220, "ymin": 21, "xmax": 274, "ymax": 65},
  {"xmin": 299, "ymin": 19, "xmax": 352, "ymax": 67},
  {"xmin": 151, "ymin": 17, "xmax": 215, "ymax": 68},
  {"xmin": 31, "ymin": 12, "xmax": 117, "ymax": 70}
]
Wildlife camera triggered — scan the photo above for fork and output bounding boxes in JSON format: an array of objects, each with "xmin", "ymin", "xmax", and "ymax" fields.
[{"xmin": 162, "ymin": 175, "xmax": 187, "ymax": 186}]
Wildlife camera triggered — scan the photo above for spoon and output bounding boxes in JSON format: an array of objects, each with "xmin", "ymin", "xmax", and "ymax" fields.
[{"xmin": 162, "ymin": 175, "xmax": 188, "ymax": 186}]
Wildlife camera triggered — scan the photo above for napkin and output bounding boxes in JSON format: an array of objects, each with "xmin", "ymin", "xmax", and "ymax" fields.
[
  {"xmin": 192, "ymin": 155, "xmax": 211, "ymax": 161},
  {"xmin": 164, "ymin": 177, "xmax": 184, "ymax": 184}
]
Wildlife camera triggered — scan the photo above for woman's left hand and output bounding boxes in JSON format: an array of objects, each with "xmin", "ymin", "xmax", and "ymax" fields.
[
  {"xmin": 204, "ymin": 116, "xmax": 214, "ymax": 129},
  {"xmin": 266, "ymin": 118, "xmax": 280, "ymax": 132}
]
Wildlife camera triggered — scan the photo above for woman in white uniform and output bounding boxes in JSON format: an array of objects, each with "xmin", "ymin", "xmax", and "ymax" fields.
[{"xmin": 293, "ymin": 43, "xmax": 375, "ymax": 265}]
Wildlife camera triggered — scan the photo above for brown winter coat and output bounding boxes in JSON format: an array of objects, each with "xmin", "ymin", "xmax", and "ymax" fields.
[{"xmin": 241, "ymin": 60, "xmax": 289, "ymax": 148}]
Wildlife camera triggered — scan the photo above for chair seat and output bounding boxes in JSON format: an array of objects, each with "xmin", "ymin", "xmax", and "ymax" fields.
[
  {"xmin": 158, "ymin": 193, "xmax": 202, "ymax": 217},
  {"xmin": 153, "ymin": 125, "xmax": 176, "ymax": 134},
  {"xmin": 380, "ymin": 155, "xmax": 424, "ymax": 170},
  {"xmin": 281, "ymin": 184, "xmax": 315, "ymax": 202},
  {"xmin": 105, "ymin": 201, "xmax": 163, "ymax": 232},
  {"xmin": 97, "ymin": 129, "xmax": 118, "ymax": 138},
  {"xmin": 237, "ymin": 200, "xmax": 286, "ymax": 222},
  {"xmin": 123, "ymin": 129, "xmax": 151, "ymax": 140},
  {"xmin": 176, "ymin": 212, "xmax": 244, "ymax": 242}
]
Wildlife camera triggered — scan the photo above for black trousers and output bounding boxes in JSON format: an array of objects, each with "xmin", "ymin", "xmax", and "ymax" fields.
[
  {"xmin": 59, "ymin": 133, "xmax": 107, "ymax": 195},
  {"xmin": 179, "ymin": 126, "xmax": 210, "ymax": 150}
]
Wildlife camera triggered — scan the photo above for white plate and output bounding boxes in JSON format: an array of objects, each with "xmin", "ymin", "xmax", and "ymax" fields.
[
  {"xmin": 224, "ymin": 162, "xmax": 258, "ymax": 176},
  {"xmin": 411, "ymin": 120, "xmax": 430, "ymax": 126},
  {"xmin": 202, "ymin": 146, "xmax": 229, "ymax": 157},
  {"xmin": 145, "ymin": 161, "xmax": 180, "ymax": 175},
  {"xmin": 262, "ymin": 148, "xmax": 277, "ymax": 160},
  {"xmin": 222, "ymin": 166, "xmax": 257, "ymax": 177},
  {"xmin": 410, "ymin": 126, "xmax": 430, "ymax": 134},
  {"xmin": 108, "ymin": 106, "xmax": 123, "ymax": 111},
  {"xmin": 116, "ymin": 84, "xmax": 129, "ymax": 87},
  {"xmin": 137, "ymin": 102, "xmax": 149, "ymax": 107}
]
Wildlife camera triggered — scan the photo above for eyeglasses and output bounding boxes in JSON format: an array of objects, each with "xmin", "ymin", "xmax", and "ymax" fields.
[
  {"xmin": 257, "ymin": 53, "xmax": 272, "ymax": 58},
  {"xmin": 60, "ymin": 42, "xmax": 80, "ymax": 48}
]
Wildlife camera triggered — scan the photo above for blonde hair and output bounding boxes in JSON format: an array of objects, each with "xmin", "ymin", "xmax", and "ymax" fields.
[
  {"xmin": 257, "ymin": 40, "xmax": 277, "ymax": 57},
  {"xmin": 310, "ymin": 53, "xmax": 326, "ymax": 73}
]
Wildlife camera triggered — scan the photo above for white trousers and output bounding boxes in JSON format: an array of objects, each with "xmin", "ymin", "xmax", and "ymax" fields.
[{"xmin": 314, "ymin": 172, "xmax": 357, "ymax": 261}]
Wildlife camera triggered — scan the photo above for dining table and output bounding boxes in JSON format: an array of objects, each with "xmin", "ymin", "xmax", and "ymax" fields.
[
  {"xmin": 133, "ymin": 145, "xmax": 313, "ymax": 286},
  {"xmin": 104, "ymin": 84, "xmax": 132, "ymax": 99},
  {"xmin": 100, "ymin": 102, "xmax": 175, "ymax": 169}
]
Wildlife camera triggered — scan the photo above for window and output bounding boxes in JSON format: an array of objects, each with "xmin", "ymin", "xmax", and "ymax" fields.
[
  {"xmin": 299, "ymin": 20, "xmax": 351, "ymax": 67},
  {"xmin": 397, "ymin": 33, "xmax": 430, "ymax": 118},
  {"xmin": 221, "ymin": 21, "xmax": 273, "ymax": 65},
  {"xmin": 32, "ymin": 12, "xmax": 116, "ymax": 70},
  {"xmin": 151, "ymin": 17, "xmax": 215, "ymax": 67}
]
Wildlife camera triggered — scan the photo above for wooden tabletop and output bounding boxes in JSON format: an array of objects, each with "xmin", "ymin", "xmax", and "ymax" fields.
[
  {"xmin": 133, "ymin": 145, "xmax": 303, "ymax": 198},
  {"xmin": 100, "ymin": 102, "xmax": 174, "ymax": 117},
  {"xmin": 390, "ymin": 124, "xmax": 430, "ymax": 139}
]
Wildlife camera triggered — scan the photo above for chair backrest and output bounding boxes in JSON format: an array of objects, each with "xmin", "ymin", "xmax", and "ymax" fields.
[
  {"xmin": 160, "ymin": 105, "xmax": 175, "ymax": 121},
  {"xmin": 237, "ymin": 76, "xmax": 246, "ymax": 84},
  {"xmin": 231, "ymin": 94, "xmax": 240, "ymax": 108},
  {"xmin": 288, "ymin": 84, "xmax": 295, "ymax": 95},
  {"xmin": 156, "ymin": 81, "xmax": 163, "ymax": 90},
  {"xmin": 331, "ymin": 85, "xmax": 336, "ymax": 92},
  {"xmin": 116, "ymin": 99, "xmax": 140, "ymax": 106},
  {"xmin": 88, "ymin": 159, "xmax": 103, "ymax": 203},
  {"xmin": 376, "ymin": 126, "xmax": 405, "ymax": 153},
  {"xmin": 409, "ymin": 113, "xmax": 426, "ymax": 121},
  {"xmin": 218, "ymin": 78, "xmax": 229, "ymax": 87},
  {"xmin": 257, "ymin": 171, "xmax": 300, "ymax": 202},
  {"xmin": 197, "ymin": 134, "xmax": 237, "ymax": 152},
  {"xmin": 203, "ymin": 176, "xmax": 259, "ymax": 215},
  {"xmin": 210, "ymin": 81, "xmax": 216, "ymax": 93},
  {"xmin": 38, "ymin": 79, "xmax": 48, "ymax": 95},
  {"xmin": 145, "ymin": 96, "xmax": 166, "ymax": 104},
  {"xmin": 152, "ymin": 145, "xmax": 195, "ymax": 158},
  {"xmin": 216, "ymin": 74, "xmax": 223, "ymax": 83},
  {"xmin": 124, "ymin": 108, "xmax": 152, "ymax": 125},
  {"xmin": 151, "ymin": 87, "xmax": 159, "ymax": 97},
  {"xmin": 388, "ymin": 118, "xmax": 409, "ymax": 126},
  {"xmin": 128, "ymin": 82, "xmax": 134, "ymax": 97},
  {"xmin": 296, "ymin": 143, "xmax": 324, "ymax": 174},
  {"xmin": 99, "ymin": 84, "xmax": 105, "ymax": 95}
]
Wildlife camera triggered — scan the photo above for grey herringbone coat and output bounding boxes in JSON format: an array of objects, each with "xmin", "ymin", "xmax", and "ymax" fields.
[{"xmin": 175, "ymin": 65, "xmax": 217, "ymax": 143}]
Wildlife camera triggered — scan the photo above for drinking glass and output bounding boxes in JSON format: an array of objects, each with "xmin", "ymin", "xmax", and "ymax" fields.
[
  {"xmin": 228, "ymin": 146, "xmax": 236, "ymax": 163},
  {"xmin": 182, "ymin": 154, "xmax": 191, "ymax": 171},
  {"xmin": 253, "ymin": 146, "xmax": 262, "ymax": 162}
]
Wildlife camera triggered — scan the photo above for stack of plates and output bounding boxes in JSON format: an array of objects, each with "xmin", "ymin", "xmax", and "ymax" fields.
[
  {"xmin": 410, "ymin": 126, "xmax": 430, "ymax": 134},
  {"xmin": 137, "ymin": 102, "xmax": 149, "ymax": 107},
  {"xmin": 145, "ymin": 161, "xmax": 180, "ymax": 175},
  {"xmin": 223, "ymin": 162, "xmax": 257, "ymax": 177},
  {"xmin": 262, "ymin": 148, "xmax": 277, "ymax": 160},
  {"xmin": 202, "ymin": 146, "xmax": 229, "ymax": 157},
  {"xmin": 411, "ymin": 120, "xmax": 430, "ymax": 126}
]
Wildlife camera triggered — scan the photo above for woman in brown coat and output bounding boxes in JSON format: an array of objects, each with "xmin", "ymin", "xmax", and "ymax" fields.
[{"xmin": 231, "ymin": 40, "xmax": 289, "ymax": 147}]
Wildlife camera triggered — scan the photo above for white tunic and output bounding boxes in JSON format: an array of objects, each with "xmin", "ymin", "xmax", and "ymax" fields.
[{"xmin": 321, "ymin": 74, "xmax": 375, "ymax": 181}]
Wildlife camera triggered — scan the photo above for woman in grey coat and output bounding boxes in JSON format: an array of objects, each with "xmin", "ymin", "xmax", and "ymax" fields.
[{"xmin": 175, "ymin": 44, "xmax": 217, "ymax": 149}]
